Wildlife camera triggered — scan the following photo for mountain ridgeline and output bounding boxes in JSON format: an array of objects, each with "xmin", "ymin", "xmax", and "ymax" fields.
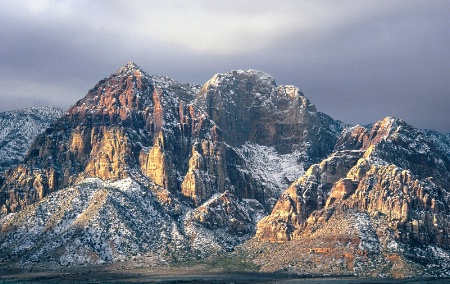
[
  {"xmin": 0, "ymin": 63, "xmax": 339, "ymax": 214},
  {"xmin": 0, "ymin": 62, "xmax": 449, "ymax": 278}
]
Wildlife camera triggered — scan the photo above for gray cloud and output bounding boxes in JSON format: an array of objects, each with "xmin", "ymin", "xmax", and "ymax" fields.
[{"xmin": 0, "ymin": 0, "xmax": 449, "ymax": 132}]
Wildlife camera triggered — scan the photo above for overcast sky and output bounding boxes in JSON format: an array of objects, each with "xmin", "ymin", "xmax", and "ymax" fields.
[{"xmin": 1, "ymin": 0, "xmax": 449, "ymax": 132}]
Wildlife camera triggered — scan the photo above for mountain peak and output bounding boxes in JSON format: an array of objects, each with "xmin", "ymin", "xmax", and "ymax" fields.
[
  {"xmin": 2, "ymin": 64, "xmax": 450, "ymax": 277},
  {"xmin": 370, "ymin": 116, "xmax": 410, "ymax": 138},
  {"xmin": 114, "ymin": 61, "xmax": 143, "ymax": 76},
  {"xmin": 378, "ymin": 116, "xmax": 405, "ymax": 127},
  {"xmin": 206, "ymin": 69, "xmax": 276, "ymax": 88}
]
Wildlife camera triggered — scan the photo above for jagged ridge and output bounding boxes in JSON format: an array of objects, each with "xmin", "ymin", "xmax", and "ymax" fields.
[
  {"xmin": 255, "ymin": 117, "xmax": 450, "ymax": 277},
  {"xmin": 0, "ymin": 63, "xmax": 343, "ymax": 264},
  {"xmin": 0, "ymin": 63, "xmax": 449, "ymax": 278}
]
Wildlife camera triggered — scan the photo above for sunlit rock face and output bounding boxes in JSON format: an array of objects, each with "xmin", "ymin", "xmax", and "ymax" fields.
[
  {"xmin": 0, "ymin": 64, "xmax": 343, "ymax": 215},
  {"xmin": 253, "ymin": 117, "xmax": 450, "ymax": 277},
  {"xmin": 336, "ymin": 117, "xmax": 450, "ymax": 189},
  {"xmin": 0, "ymin": 62, "xmax": 221, "ymax": 213},
  {"xmin": 0, "ymin": 63, "xmax": 344, "ymax": 263},
  {"xmin": 256, "ymin": 150, "xmax": 363, "ymax": 242},
  {"xmin": 257, "ymin": 116, "xmax": 450, "ymax": 273}
]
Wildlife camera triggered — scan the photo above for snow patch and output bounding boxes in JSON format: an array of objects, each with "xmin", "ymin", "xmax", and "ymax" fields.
[{"xmin": 234, "ymin": 142, "xmax": 305, "ymax": 196}]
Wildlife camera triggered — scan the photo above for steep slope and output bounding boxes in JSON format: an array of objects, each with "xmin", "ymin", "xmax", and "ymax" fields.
[
  {"xmin": 0, "ymin": 63, "xmax": 344, "ymax": 265},
  {"xmin": 1, "ymin": 63, "xmax": 448, "ymax": 277},
  {"xmin": 0, "ymin": 176, "xmax": 267, "ymax": 266},
  {"xmin": 422, "ymin": 129, "xmax": 450, "ymax": 159},
  {"xmin": 196, "ymin": 70, "xmax": 340, "ymax": 160},
  {"xmin": 0, "ymin": 62, "xmax": 216, "ymax": 213},
  {"xmin": 255, "ymin": 117, "xmax": 450, "ymax": 277},
  {"xmin": 0, "ymin": 63, "xmax": 449, "ymax": 277},
  {"xmin": 0, "ymin": 64, "xmax": 342, "ymax": 214},
  {"xmin": 196, "ymin": 70, "xmax": 343, "ymax": 209},
  {"xmin": 0, "ymin": 178, "xmax": 187, "ymax": 266},
  {"xmin": 335, "ymin": 117, "xmax": 450, "ymax": 189},
  {"xmin": 0, "ymin": 107, "xmax": 64, "ymax": 173}
]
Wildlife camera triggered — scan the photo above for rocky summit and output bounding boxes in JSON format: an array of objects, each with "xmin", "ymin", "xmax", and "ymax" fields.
[{"xmin": 0, "ymin": 62, "xmax": 449, "ymax": 278}]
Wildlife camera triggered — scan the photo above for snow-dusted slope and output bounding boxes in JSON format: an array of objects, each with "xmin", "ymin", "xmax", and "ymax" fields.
[
  {"xmin": 0, "ymin": 178, "xmax": 186, "ymax": 265},
  {"xmin": 232, "ymin": 142, "xmax": 306, "ymax": 209},
  {"xmin": 0, "ymin": 177, "xmax": 265, "ymax": 265},
  {"xmin": 422, "ymin": 129, "xmax": 450, "ymax": 159},
  {"xmin": 0, "ymin": 107, "xmax": 64, "ymax": 173},
  {"xmin": 255, "ymin": 117, "xmax": 450, "ymax": 277}
]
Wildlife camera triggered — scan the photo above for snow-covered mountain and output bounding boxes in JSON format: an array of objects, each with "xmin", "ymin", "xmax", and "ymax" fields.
[
  {"xmin": 0, "ymin": 107, "xmax": 64, "ymax": 173},
  {"xmin": 0, "ymin": 63, "xmax": 449, "ymax": 278}
]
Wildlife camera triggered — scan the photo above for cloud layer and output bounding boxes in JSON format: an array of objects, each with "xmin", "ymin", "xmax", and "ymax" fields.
[{"xmin": 1, "ymin": 0, "xmax": 449, "ymax": 132}]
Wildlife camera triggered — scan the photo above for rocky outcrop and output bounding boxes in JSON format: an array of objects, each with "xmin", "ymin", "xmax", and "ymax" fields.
[
  {"xmin": 180, "ymin": 137, "xmax": 229, "ymax": 206},
  {"xmin": 253, "ymin": 117, "xmax": 450, "ymax": 277},
  {"xmin": 257, "ymin": 116, "xmax": 450, "ymax": 264},
  {"xmin": 340, "ymin": 163, "xmax": 450, "ymax": 247},
  {"xmin": 2, "ymin": 63, "xmax": 448, "ymax": 275},
  {"xmin": 256, "ymin": 150, "xmax": 363, "ymax": 241},
  {"xmin": 191, "ymin": 191, "xmax": 253, "ymax": 234},
  {"xmin": 195, "ymin": 70, "xmax": 343, "ymax": 209},
  {"xmin": 336, "ymin": 117, "xmax": 450, "ymax": 190}
]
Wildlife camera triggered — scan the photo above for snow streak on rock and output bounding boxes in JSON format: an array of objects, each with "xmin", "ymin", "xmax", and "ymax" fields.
[{"xmin": 233, "ymin": 142, "xmax": 305, "ymax": 207}]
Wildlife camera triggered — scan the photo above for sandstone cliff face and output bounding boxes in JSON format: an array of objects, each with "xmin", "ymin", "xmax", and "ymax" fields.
[
  {"xmin": 2, "ymin": 63, "xmax": 448, "ymax": 274},
  {"xmin": 0, "ymin": 64, "xmax": 342, "ymax": 216},
  {"xmin": 257, "ymin": 117, "xmax": 450, "ymax": 251},
  {"xmin": 0, "ymin": 62, "xmax": 225, "ymax": 214},
  {"xmin": 254, "ymin": 117, "xmax": 450, "ymax": 277},
  {"xmin": 336, "ymin": 117, "xmax": 450, "ymax": 190},
  {"xmin": 195, "ymin": 70, "xmax": 343, "ymax": 210},
  {"xmin": 340, "ymin": 163, "xmax": 450, "ymax": 247}
]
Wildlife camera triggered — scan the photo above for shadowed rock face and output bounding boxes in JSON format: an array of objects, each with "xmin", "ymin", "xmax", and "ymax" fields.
[{"xmin": 197, "ymin": 70, "xmax": 339, "ymax": 161}]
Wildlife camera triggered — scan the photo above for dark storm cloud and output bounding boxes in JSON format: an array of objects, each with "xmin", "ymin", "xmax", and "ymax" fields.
[{"xmin": 0, "ymin": 0, "xmax": 449, "ymax": 132}]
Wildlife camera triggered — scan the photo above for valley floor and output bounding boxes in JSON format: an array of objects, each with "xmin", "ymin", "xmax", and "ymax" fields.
[{"xmin": 1, "ymin": 265, "xmax": 449, "ymax": 284}]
